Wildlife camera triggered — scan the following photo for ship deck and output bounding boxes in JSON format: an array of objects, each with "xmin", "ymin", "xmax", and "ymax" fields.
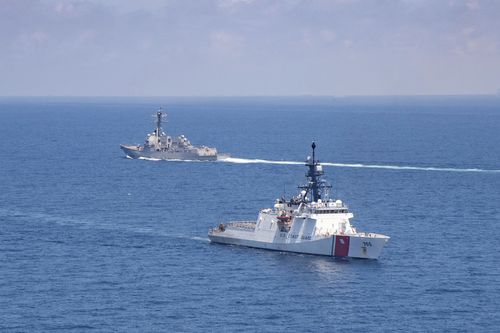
[{"xmin": 226, "ymin": 221, "xmax": 256, "ymax": 231}]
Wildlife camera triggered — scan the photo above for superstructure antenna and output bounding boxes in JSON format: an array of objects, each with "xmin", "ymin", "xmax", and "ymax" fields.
[
  {"xmin": 156, "ymin": 107, "xmax": 162, "ymax": 135},
  {"xmin": 153, "ymin": 106, "xmax": 167, "ymax": 136},
  {"xmin": 299, "ymin": 141, "xmax": 331, "ymax": 202},
  {"xmin": 312, "ymin": 141, "xmax": 316, "ymax": 164}
]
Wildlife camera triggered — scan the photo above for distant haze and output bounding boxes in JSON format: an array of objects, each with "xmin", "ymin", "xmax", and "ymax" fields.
[{"xmin": 1, "ymin": 0, "xmax": 499, "ymax": 96}]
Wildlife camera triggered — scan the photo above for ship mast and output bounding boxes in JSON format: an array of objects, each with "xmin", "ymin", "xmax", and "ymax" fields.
[
  {"xmin": 156, "ymin": 107, "xmax": 163, "ymax": 137},
  {"xmin": 300, "ymin": 142, "xmax": 331, "ymax": 202}
]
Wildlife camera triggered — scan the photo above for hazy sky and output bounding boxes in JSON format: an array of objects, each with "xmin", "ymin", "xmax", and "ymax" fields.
[{"xmin": 1, "ymin": 0, "xmax": 499, "ymax": 96}]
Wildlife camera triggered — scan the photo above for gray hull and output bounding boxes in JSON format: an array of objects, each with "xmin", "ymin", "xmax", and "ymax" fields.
[{"xmin": 120, "ymin": 145, "xmax": 218, "ymax": 161}]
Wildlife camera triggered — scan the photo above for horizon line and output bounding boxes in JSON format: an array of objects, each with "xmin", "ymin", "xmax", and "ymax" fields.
[{"xmin": 1, "ymin": 93, "xmax": 499, "ymax": 99}]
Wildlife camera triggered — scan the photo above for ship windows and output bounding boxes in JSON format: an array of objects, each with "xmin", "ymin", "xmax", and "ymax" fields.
[{"xmin": 315, "ymin": 209, "xmax": 348, "ymax": 214}]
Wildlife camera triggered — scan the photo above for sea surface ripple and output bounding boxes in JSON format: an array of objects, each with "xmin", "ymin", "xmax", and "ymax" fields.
[{"xmin": 1, "ymin": 97, "xmax": 500, "ymax": 332}]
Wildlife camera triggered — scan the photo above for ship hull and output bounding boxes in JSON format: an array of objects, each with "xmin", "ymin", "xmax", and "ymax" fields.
[
  {"xmin": 208, "ymin": 143, "xmax": 389, "ymax": 260},
  {"xmin": 208, "ymin": 231, "xmax": 389, "ymax": 259},
  {"xmin": 120, "ymin": 145, "xmax": 218, "ymax": 161}
]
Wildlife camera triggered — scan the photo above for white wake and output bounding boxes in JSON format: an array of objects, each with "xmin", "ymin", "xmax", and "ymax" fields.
[
  {"xmin": 131, "ymin": 155, "xmax": 500, "ymax": 173},
  {"xmin": 219, "ymin": 157, "xmax": 500, "ymax": 174},
  {"xmin": 220, "ymin": 157, "xmax": 303, "ymax": 165}
]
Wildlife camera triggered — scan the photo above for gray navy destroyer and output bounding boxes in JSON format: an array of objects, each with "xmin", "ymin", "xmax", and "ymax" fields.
[
  {"xmin": 121, "ymin": 108, "xmax": 226, "ymax": 161},
  {"xmin": 209, "ymin": 142, "xmax": 390, "ymax": 259}
]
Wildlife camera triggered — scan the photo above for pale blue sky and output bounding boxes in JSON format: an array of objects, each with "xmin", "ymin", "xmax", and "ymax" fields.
[{"xmin": 1, "ymin": 0, "xmax": 499, "ymax": 96}]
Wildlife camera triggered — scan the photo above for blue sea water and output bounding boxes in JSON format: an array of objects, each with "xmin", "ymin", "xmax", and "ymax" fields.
[{"xmin": 1, "ymin": 96, "xmax": 500, "ymax": 332}]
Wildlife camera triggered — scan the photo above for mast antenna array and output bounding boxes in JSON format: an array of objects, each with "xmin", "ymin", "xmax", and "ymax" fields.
[
  {"xmin": 299, "ymin": 142, "xmax": 332, "ymax": 202},
  {"xmin": 153, "ymin": 107, "xmax": 167, "ymax": 135}
]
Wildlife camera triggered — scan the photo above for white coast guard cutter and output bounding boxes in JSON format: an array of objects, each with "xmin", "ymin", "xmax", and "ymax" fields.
[{"xmin": 208, "ymin": 142, "xmax": 389, "ymax": 259}]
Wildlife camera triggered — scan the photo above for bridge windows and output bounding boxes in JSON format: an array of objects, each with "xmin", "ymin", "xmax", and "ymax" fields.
[{"xmin": 315, "ymin": 209, "xmax": 348, "ymax": 214}]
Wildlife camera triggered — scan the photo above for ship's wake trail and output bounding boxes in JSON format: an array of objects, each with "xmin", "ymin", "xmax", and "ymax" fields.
[
  {"xmin": 219, "ymin": 157, "xmax": 500, "ymax": 174},
  {"xmin": 0, "ymin": 208, "xmax": 213, "ymax": 244},
  {"xmin": 220, "ymin": 157, "xmax": 303, "ymax": 165}
]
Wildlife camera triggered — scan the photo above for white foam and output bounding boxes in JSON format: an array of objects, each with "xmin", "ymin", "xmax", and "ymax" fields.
[
  {"xmin": 130, "ymin": 155, "xmax": 499, "ymax": 174},
  {"xmin": 190, "ymin": 236, "xmax": 210, "ymax": 242},
  {"xmin": 219, "ymin": 157, "xmax": 302, "ymax": 165},
  {"xmin": 138, "ymin": 156, "xmax": 162, "ymax": 161},
  {"xmin": 325, "ymin": 163, "xmax": 500, "ymax": 173},
  {"xmin": 218, "ymin": 157, "xmax": 500, "ymax": 174}
]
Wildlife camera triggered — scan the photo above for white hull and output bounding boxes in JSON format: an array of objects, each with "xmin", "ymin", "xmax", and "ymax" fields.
[{"xmin": 209, "ymin": 224, "xmax": 389, "ymax": 259}]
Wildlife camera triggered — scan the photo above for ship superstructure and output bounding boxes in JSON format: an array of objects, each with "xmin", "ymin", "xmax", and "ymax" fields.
[
  {"xmin": 120, "ymin": 108, "xmax": 224, "ymax": 161},
  {"xmin": 208, "ymin": 142, "xmax": 389, "ymax": 259}
]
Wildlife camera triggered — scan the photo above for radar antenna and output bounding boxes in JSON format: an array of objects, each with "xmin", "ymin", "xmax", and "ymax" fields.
[
  {"xmin": 153, "ymin": 107, "xmax": 167, "ymax": 137},
  {"xmin": 299, "ymin": 142, "xmax": 332, "ymax": 202}
]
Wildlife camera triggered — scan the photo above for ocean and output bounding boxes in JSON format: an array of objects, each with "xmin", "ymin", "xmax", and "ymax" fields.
[{"xmin": 1, "ymin": 96, "xmax": 499, "ymax": 332}]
